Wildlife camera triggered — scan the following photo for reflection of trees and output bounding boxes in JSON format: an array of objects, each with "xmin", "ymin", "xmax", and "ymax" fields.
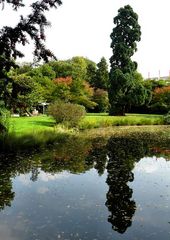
[
  {"xmin": 105, "ymin": 137, "xmax": 147, "ymax": 234},
  {"xmin": 0, "ymin": 134, "xmax": 151, "ymax": 214},
  {"xmin": 0, "ymin": 159, "xmax": 15, "ymax": 210},
  {"xmin": 40, "ymin": 137, "xmax": 108, "ymax": 176},
  {"xmin": 30, "ymin": 167, "xmax": 40, "ymax": 182},
  {"xmin": 40, "ymin": 137, "xmax": 93, "ymax": 174},
  {"xmin": 0, "ymin": 136, "xmax": 108, "ymax": 211},
  {"xmin": 0, "ymin": 155, "xmax": 38, "ymax": 211},
  {"xmin": 85, "ymin": 137, "xmax": 108, "ymax": 176}
]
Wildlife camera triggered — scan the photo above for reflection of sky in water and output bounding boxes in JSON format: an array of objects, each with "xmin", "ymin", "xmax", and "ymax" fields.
[
  {"xmin": 1, "ymin": 169, "xmax": 111, "ymax": 240},
  {"xmin": 130, "ymin": 157, "xmax": 170, "ymax": 240},
  {"xmin": 0, "ymin": 157, "xmax": 170, "ymax": 239},
  {"xmin": 135, "ymin": 156, "xmax": 170, "ymax": 174},
  {"xmin": 18, "ymin": 170, "xmax": 70, "ymax": 186}
]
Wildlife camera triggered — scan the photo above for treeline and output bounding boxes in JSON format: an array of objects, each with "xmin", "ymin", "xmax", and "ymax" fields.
[
  {"xmin": 1, "ymin": 55, "xmax": 170, "ymax": 115},
  {"xmin": 1, "ymin": 56, "xmax": 109, "ymax": 115},
  {"xmin": 131, "ymin": 78, "xmax": 170, "ymax": 114}
]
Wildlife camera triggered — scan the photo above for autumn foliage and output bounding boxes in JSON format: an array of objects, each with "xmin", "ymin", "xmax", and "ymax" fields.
[
  {"xmin": 53, "ymin": 76, "xmax": 72, "ymax": 85},
  {"xmin": 154, "ymin": 86, "xmax": 170, "ymax": 94}
]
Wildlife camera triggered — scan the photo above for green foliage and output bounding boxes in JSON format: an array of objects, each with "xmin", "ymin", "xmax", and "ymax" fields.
[
  {"xmin": 109, "ymin": 5, "xmax": 142, "ymax": 116},
  {"xmin": 92, "ymin": 88, "xmax": 109, "ymax": 113},
  {"xmin": 86, "ymin": 60, "xmax": 97, "ymax": 85},
  {"xmin": 9, "ymin": 72, "xmax": 44, "ymax": 114},
  {"xmin": 29, "ymin": 64, "xmax": 56, "ymax": 80},
  {"xmin": 163, "ymin": 112, "xmax": 170, "ymax": 125},
  {"xmin": 110, "ymin": 5, "xmax": 141, "ymax": 72},
  {"xmin": 94, "ymin": 57, "xmax": 109, "ymax": 90},
  {"xmin": 149, "ymin": 86, "xmax": 170, "ymax": 114},
  {"xmin": 72, "ymin": 95, "xmax": 97, "ymax": 110},
  {"xmin": 48, "ymin": 101, "xmax": 86, "ymax": 127},
  {"xmin": 0, "ymin": 104, "xmax": 10, "ymax": 133},
  {"xmin": 0, "ymin": 0, "xmax": 62, "ymax": 108},
  {"xmin": 49, "ymin": 57, "xmax": 98, "ymax": 109}
]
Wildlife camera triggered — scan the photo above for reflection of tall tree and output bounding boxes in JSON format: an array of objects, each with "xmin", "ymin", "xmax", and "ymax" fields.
[
  {"xmin": 41, "ymin": 137, "xmax": 93, "ymax": 174},
  {"xmin": 106, "ymin": 137, "xmax": 146, "ymax": 233}
]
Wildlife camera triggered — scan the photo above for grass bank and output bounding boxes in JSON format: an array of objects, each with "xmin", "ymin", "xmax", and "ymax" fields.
[
  {"xmin": 9, "ymin": 113, "xmax": 164, "ymax": 134},
  {"xmin": 1, "ymin": 125, "xmax": 170, "ymax": 154},
  {"xmin": 0, "ymin": 113, "xmax": 167, "ymax": 154}
]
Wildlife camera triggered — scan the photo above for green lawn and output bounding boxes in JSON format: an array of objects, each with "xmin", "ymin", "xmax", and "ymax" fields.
[
  {"xmin": 9, "ymin": 113, "xmax": 164, "ymax": 134},
  {"xmin": 10, "ymin": 115, "xmax": 56, "ymax": 134}
]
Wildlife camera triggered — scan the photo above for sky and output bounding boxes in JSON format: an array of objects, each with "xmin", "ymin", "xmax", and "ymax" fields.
[{"xmin": 1, "ymin": 0, "xmax": 170, "ymax": 78}]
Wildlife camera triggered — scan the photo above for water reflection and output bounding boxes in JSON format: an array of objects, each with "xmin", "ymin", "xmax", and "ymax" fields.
[
  {"xmin": 0, "ymin": 158, "xmax": 15, "ymax": 210},
  {"xmin": 0, "ymin": 137, "xmax": 108, "ymax": 212},
  {"xmin": 105, "ymin": 137, "xmax": 147, "ymax": 233},
  {"xmin": 0, "ymin": 135, "xmax": 169, "ymax": 239}
]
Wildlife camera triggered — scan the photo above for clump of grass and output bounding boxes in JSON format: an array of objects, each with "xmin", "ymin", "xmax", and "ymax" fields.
[{"xmin": 79, "ymin": 114, "xmax": 164, "ymax": 130}]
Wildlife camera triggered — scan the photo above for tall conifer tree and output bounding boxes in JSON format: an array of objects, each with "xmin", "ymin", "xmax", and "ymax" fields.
[{"xmin": 109, "ymin": 5, "xmax": 141, "ymax": 115}]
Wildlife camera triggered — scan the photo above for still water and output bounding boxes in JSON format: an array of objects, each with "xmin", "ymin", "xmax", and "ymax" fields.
[{"xmin": 0, "ymin": 136, "xmax": 170, "ymax": 240}]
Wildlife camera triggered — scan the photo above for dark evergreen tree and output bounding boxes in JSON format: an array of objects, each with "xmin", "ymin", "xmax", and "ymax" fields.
[
  {"xmin": 109, "ymin": 5, "xmax": 141, "ymax": 115},
  {"xmin": 0, "ymin": 0, "xmax": 62, "ymax": 106},
  {"xmin": 94, "ymin": 57, "xmax": 109, "ymax": 90}
]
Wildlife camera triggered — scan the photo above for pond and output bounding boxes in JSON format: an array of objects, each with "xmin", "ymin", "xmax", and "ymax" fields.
[{"xmin": 0, "ymin": 135, "xmax": 170, "ymax": 240}]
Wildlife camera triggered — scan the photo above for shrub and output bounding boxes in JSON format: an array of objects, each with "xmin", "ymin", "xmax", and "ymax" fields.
[
  {"xmin": 48, "ymin": 101, "xmax": 86, "ymax": 127},
  {"xmin": 0, "ymin": 106, "xmax": 10, "ymax": 134}
]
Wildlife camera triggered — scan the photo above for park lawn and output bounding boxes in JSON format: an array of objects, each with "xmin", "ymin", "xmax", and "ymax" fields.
[
  {"xmin": 9, "ymin": 113, "xmax": 164, "ymax": 134},
  {"xmin": 10, "ymin": 115, "xmax": 56, "ymax": 134}
]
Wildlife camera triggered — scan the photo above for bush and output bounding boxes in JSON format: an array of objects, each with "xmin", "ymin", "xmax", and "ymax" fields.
[
  {"xmin": 163, "ymin": 112, "xmax": 170, "ymax": 125},
  {"xmin": 48, "ymin": 101, "xmax": 86, "ymax": 127}
]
